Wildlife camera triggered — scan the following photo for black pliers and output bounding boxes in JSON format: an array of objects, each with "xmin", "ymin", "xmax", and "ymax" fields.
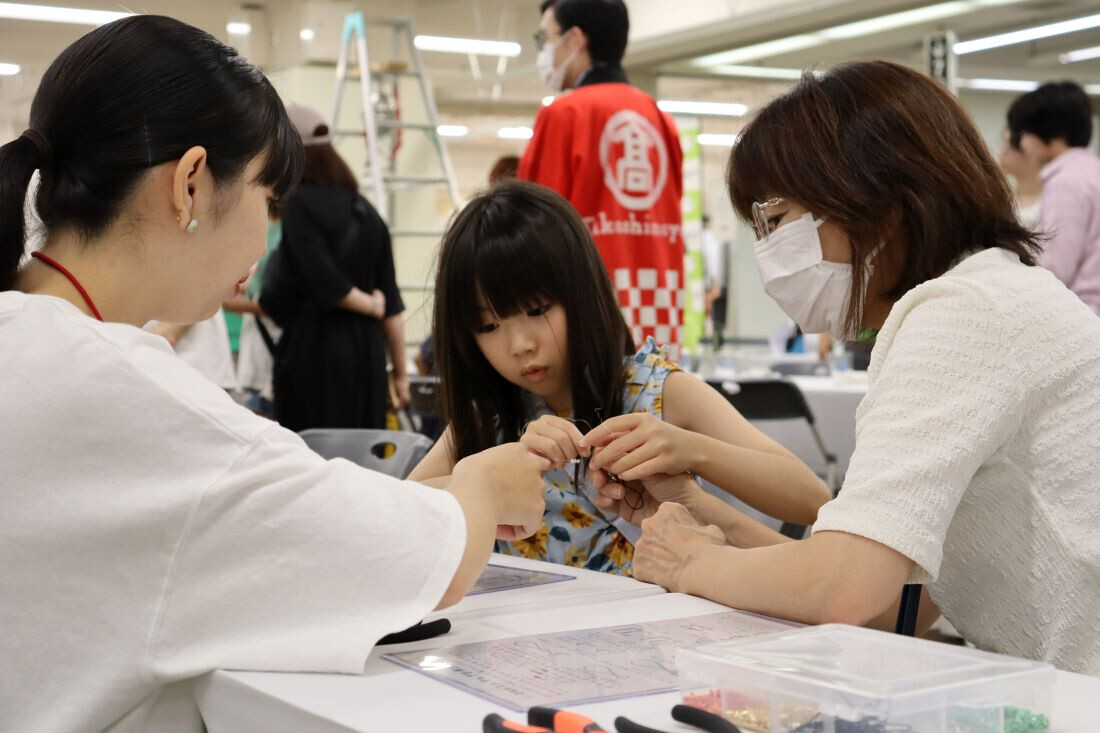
[{"xmin": 615, "ymin": 704, "xmax": 741, "ymax": 733}]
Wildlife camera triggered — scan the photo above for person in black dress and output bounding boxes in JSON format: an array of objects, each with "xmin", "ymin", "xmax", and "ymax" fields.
[{"xmin": 262, "ymin": 103, "xmax": 407, "ymax": 431}]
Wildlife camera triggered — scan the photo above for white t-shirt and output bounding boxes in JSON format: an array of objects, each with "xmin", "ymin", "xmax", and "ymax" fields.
[
  {"xmin": 147, "ymin": 311, "xmax": 238, "ymax": 391},
  {"xmin": 813, "ymin": 248, "xmax": 1100, "ymax": 675},
  {"xmin": 236, "ymin": 313, "xmax": 280, "ymax": 399},
  {"xmin": 0, "ymin": 292, "xmax": 466, "ymax": 732}
]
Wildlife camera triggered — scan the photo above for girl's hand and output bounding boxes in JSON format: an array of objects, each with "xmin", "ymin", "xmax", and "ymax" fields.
[
  {"xmin": 520, "ymin": 415, "xmax": 588, "ymax": 471},
  {"xmin": 592, "ymin": 469, "xmax": 704, "ymax": 526},
  {"xmin": 591, "ymin": 468, "xmax": 658, "ymax": 525},
  {"xmin": 583, "ymin": 413, "xmax": 700, "ymax": 481},
  {"xmin": 633, "ymin": 502, "xmax": 726, "ymax": 592}
]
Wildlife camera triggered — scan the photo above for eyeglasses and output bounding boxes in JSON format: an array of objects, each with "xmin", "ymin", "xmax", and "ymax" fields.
[
  {"xmin": 751, "ymin": 196, "xmax": 786, "ymax": 241},
  {"xmin": 533, "ymin": 27, "xmax": 563, "ymax": 50}
]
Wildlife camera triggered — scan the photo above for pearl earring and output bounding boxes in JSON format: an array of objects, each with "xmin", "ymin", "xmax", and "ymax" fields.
[{"xmin": 185, "ymin": 219, "xmax": 199, "ymax": 234}]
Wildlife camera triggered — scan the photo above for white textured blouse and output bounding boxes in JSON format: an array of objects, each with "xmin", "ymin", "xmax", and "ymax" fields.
[{"xmin": 813, "ymin": 248, "xmax": 1100, "ymax": 675}]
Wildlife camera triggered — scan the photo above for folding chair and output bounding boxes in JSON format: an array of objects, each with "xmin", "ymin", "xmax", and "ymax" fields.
[
  {"xmin": 298, "ymin": 428, "xmax": 434, "ymax": 479},
  {"xmin": 706, "ymin": 378, "xmax": 841, "ymax": 539},
  {"xmin": 403, "ymin": 375, "xmax": 442, "ymax": 441}
]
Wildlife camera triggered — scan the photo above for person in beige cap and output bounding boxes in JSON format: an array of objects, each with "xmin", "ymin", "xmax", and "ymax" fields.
[{"xmin": 260, "ymin": 102, "xmax": 409, "ymax": 431}]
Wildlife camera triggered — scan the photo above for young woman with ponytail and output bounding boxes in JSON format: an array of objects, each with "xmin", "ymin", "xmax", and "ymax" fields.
[{"xmin": 0, "ymin": 15, "xmax": 545, "ymax": 731}]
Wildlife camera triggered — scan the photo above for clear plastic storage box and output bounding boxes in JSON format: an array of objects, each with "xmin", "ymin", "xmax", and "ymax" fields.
[{"xmin": 677, "ymin": 624, "xmax": 1054, "ymax": 733}]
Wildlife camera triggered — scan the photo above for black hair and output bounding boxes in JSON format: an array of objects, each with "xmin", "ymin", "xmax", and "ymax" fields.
[
  {"xmin": 0, "ymin": 15, "xmax": 302, "ymax": 291},
  {"xmin": 1007, "ymin": 81, "xmax": 1093, "ymax": 149},
  {"xmin": 433, "ymin": 180, "xmax": 634, "ymax": 462},
  {"xmin": 539, "ymin": 0, "xmax": 629, "ymax": 66}
]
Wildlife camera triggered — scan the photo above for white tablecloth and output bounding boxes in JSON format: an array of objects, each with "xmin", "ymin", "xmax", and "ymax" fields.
[{"xmin": 195, "ymin": 555, "xmax": 1099, "ymax": 733}]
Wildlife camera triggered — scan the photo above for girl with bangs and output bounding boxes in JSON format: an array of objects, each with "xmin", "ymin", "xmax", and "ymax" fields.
[{"xmin": 410, "ymin": 181, "xmax": 830, "ymax": 575}]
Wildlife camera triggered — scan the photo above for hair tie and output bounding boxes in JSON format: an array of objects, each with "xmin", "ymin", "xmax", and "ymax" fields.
[{"xmin": 20, "ymin": 128, "xmax": 53, "ymax": 168}]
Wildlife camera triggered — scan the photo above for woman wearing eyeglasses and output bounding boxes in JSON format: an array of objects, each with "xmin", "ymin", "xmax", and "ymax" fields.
[{"xmin": 594, "ymin": 60, "xmax": 1100, "ymax": 675}]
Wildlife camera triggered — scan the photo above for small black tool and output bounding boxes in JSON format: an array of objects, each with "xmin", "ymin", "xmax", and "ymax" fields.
[
  {"xmin": 376, "ymin": 617, "xmax": 451, "ymax": 645},
  {"xmin": 615, "ymin": 704, "xmax": 741, "ymax": 733}
]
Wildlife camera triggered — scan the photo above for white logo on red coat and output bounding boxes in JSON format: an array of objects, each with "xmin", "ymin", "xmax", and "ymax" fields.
[{"xmin": 598, "ymin": 110, "xmax": 669, "ymax": 212}]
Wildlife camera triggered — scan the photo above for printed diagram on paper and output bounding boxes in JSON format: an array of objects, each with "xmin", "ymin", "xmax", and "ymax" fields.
[
  {"xmin": 468, "ymin": 564, "xmax": 576, "ymax": 596},
  {"xmin": 383, "ymin": 611, "xmax": 791, "ymax": 711}
]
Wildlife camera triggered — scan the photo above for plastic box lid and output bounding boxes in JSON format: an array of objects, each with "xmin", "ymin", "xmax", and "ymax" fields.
[{"xmin": 678, "ymin": 624, "xmax": 1054, "ymax": 720}]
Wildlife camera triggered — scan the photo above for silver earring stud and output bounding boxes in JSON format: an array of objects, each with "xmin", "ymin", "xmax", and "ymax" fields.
[{"xmin": 185, "ymin": 219, "xmax": 199, "ymax": 234}]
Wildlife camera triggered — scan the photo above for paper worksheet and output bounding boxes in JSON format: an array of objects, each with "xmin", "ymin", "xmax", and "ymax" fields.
[
  {"xmin": 382, "ymin": 611, "xmax": 792, "ymax": 710},
  {"xmin": 468, "ymin": 564, "xmax": 576, "ymax": 596}
]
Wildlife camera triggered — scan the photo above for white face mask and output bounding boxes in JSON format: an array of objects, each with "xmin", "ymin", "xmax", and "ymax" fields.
[
  {"xmin": 537, "ymin": 31, "xmax": 577, "ymax": 93},
  {"xmin": 754, "ymin": 212, "xmax": 874, "ymax": 340}
]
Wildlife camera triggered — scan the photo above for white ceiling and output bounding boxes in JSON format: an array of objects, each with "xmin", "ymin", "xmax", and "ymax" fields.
[{"xmin": 2, "ymin": 0, "xmax": 1098, "ymax": 140}]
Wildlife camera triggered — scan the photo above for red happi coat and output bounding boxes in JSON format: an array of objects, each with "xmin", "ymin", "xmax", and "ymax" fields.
[{"xmin": 519, "ymin": 82, "xmax": 684, "ymax": 349}]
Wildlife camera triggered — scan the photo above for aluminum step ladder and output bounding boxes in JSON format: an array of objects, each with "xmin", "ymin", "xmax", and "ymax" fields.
[{"xmin": 331, "ymin": 11, "xmax": 461, "ymax": 227}]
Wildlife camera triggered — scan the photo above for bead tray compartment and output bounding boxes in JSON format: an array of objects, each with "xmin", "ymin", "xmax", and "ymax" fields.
[{"xmin": 677, "ymin": 625, "xmax": 1054, "ymax": 733}]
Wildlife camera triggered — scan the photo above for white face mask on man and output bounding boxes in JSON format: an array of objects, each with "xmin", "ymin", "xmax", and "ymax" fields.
[
  {"xmin": 537, "ymin": 30, "xmax": 578, "ymax": 93},
  {"xmin": 754, "ymin": 212, "xmax": 877, "ymax": 340}
]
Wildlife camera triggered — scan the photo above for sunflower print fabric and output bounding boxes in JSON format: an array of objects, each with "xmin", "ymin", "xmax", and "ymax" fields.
[{"xmin": 497, "ymin": 338, "xmax": 680, "ymax": 576}]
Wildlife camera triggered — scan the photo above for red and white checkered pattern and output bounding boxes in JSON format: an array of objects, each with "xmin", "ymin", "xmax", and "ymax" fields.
[{"xmin": 614, "ymin": 267, "xmax": 683, "ymax": 347}]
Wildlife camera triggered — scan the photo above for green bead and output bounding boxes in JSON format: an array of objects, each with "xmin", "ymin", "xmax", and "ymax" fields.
[{"xmin": 1004, "ymin": 706, "xmax": 1049, "ymax": 733}]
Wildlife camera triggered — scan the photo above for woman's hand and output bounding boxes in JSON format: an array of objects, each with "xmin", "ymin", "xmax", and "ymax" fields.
[
  {"xmin": 369, "ymin": 289, "xmax": 386, "ymax": 319},
  {"xmin": 520, "ymin": 415, "xmax": 589, "ymax": 471},
  {"xmin": 633, "ymin": 502, "xmax": 726, "ymax": 593},
  {"xmin": 391, "ymin": 373, "xmax": 410, "ymax": 410},
  {"xmin": 592, "ymin": 468, "xmax": 703, "ymax": 525},
  {"xmin": 583, "ymin": 413, "xmax": 701, "ymax": 481},
  {"xmin": 452, "ymin": 443, "xmax": 549, "ymax": 540}
]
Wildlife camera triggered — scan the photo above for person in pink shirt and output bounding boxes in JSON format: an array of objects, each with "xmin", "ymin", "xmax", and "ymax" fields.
[{"xmin": 1008, "ymin": 82, "xmax": 1100, "ymax": 314}]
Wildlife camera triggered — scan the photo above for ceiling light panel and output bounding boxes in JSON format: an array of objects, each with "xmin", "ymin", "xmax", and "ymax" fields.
[
  {"xmin": 658, "ymin": 100, "xmax": 748, "ymax": 117},
  {"xmin": 414, "ymin": 35, "xmax": 521, "ymax": 57},
  {"xmin": 0, "ymin": 1, "xmax": 129, "ymax": 25},
  {"xmin": 954, "ymin": 13, "xmax": 1100, "ymax": 55}
]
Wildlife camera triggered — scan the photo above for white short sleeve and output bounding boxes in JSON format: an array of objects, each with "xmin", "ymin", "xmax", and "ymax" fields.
[
  {"xmin": 812, "ymin": 281, "xmax": 1026, "ymax": 583},
  {"xmin": 148, "ymin": 426, "xmax": 466, "ymax": 677}
]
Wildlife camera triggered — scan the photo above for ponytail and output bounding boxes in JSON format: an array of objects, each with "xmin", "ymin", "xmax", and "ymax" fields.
[
  {"xmin": 3, "ymin": 14, "xmax": 301, "ymax": 294},
  {"xmin": 0, "ymin": 135, "xmax": 41, "ymax": 291}
]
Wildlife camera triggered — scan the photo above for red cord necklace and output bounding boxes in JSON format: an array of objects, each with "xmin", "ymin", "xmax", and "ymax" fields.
[{"xmin": 31, "ymin": 251, "xmax": 104, "ymax": 322}]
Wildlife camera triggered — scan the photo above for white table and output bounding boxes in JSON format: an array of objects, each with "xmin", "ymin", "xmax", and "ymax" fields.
[
  {"xmin": 786, "ymin": 374, "xmax": 867, "ymax": 478},
  {"xmin": 196, "ymin": 593, "xmax": 770, "ymax": 733},
  {"xmin": 428, "ymin": 552, "xmax": 664, "ymax": 621},
  {"xmin": 195, "ymin": 556, "xmax": 1100, "ymax": 733}
]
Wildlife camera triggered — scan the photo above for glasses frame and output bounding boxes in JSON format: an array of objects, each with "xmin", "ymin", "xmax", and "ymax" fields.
[
  {"xmin": 533, "ymin": 28, "xmax": 560, "ymax": 51},
  {"xmin": 751, "ymin": 196, "xmax": 787, "ymax": 241}
]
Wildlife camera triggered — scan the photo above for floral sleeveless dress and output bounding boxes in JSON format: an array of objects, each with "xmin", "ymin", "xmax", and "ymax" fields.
[{"xmin": 497, "ymin": 339, "xmax": 679, "ymax": 576}]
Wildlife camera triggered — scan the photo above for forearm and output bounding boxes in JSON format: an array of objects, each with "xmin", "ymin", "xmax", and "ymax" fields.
[
  {"xmin": 677, "ymin": 532, "xmax": 906, "ymax": 626},
  {"xmin": 435, "ymin": 481, "xmax": 499, "ymax": 609},
  {"xmin": 383, "ymin": 315, "xmax": 406, "ymax": 377},
  {"xmin": 690, "ymin": 433, "xmax": 830, "ymax": 524},
  {"xmin": 222, "ymin": 295, "xmax": 264, "ymax": 315},
  {"xmin": 684, "ymin": 490, "xmax": 793, "ymax": 549},
  {"xmin": 337, "ymin": 287, "xmax": 381, "ymax": 317}
]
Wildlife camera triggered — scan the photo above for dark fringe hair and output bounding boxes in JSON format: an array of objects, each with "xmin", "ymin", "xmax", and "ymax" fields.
[{"xmin": 433, "ymin": 180, "xmax": 634, "ymax": 462}]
